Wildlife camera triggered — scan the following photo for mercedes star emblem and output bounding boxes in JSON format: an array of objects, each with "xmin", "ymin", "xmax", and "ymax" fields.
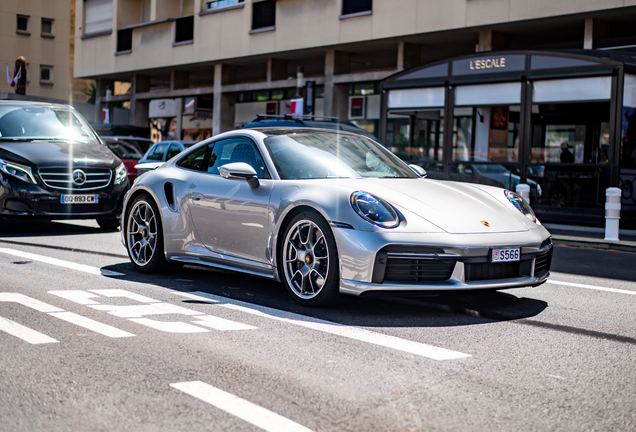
[{"xmin": 72, "ymin": 169, "xmax": 86, "ymax": 186}]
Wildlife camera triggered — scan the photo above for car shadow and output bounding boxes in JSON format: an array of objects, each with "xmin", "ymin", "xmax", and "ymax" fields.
[
  {"xmin": 101, "ymin": 261, "xmax": 548, "ymax": 329},
  {"xmin": 0, "ymin": 220, "xmax": 118, "ymax": 238}
]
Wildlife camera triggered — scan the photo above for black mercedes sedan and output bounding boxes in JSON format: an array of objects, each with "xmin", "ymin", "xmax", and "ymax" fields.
[{"xmin": 0, "ymin": 102, "xmax": 128, "ymax": 229}]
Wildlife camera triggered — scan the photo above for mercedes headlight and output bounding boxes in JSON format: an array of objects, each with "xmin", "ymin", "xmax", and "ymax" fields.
[
  {"xmin": 0, "ymin": 158, "xmax": 36, "ymax": 184},
  {"xmin": 115, "ymin": 163, "xmax": 127, "ymax": 185},
  {"xmin": 350, "ymin": 191, "xmax": 400, "ymax": 229},
  {"xmin": 505, "ymin": 190, "xmax": 540, "ymax": 225}
]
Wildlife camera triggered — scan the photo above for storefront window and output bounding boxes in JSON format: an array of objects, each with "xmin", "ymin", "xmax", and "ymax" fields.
[
  {"xmin": 621, "ymin": 74, "xmax": 636, "ymax": 209},
  {"xmin": 452, "ymin": 83, "xmax": 522, "ymax": 163},
  {"xmin": 385, "ymin": 109, "xmax": 444, "ymax": 169},
  {"xmin": 527, "ymin": 165, "xmax": 609, "ymax": 210}
]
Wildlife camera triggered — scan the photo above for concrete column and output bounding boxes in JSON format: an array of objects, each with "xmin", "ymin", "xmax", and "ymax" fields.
[
  {"xmin": 94, "ymin": 79, "xmax": 102, "ymax": 124},
  {"xmin": 584, "ymin": 18, "xmax": 610, "ymax": 50},
  {"xmin": 175, "ymin": 97, "xmax": 183, "ymax": 140},
  {"xmin": 397, "ymin": 42, "xmax": 421, "ymax": 71},
  {"xmin": 476, "ymin": 30, "xmax": 508, "ymax": 53},
  {"xmin": 130, "ymin": 74, "xmax": 150, "ymax": 128},
  {"xmin": 213, "ymin": 64, "xmax": 223, "ymax": 136},
  {"xmin": 323, "ymin": 50, "xmax": 335, "ymax": 117},
  {"xmin": 267, "ymin": 58, "xmax": 287, "ymax": 82}
]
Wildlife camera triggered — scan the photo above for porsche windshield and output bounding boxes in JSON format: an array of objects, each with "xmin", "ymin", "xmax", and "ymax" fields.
[
  {"xmin": 264, "ymin": 131, "xmax": 417, "ymax": 179},
  {"xmin": 0, "ymin": 105, "xmax": 100, "ymax": 144}
]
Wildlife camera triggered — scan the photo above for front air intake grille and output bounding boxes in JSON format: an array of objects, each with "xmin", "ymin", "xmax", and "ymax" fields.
[
  {"xmin": 466, "ymin": 262, "xmax": 521, "ymax": 281},
  {"xmin": 534, "ymin": 246, "xmax": 553, "ymax": 274},
  {"xmin": 39, "ymin": 167, "xmax": 112, "ymax": 191},
  {"xmin": 384, "ymin": 257, "xmax": 456, "ymax": 282},
  {"xmin": 38, "ymin": 202, "xmax": 115, "ymax": 214}
]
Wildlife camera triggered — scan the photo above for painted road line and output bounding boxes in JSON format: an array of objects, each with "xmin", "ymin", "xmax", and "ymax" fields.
[
  {"xmin": 171, "ymin": 381, "xmax": 314, "ymax": 432},
  {"xmin": 0, "ymin": 316, "xmax": 59, "ymax": 344},
  {"xmin": 193, "ymin": 315, "xmax": 258, "ymax": 331},
  {"xmin": 547, "ymin": 280, "xmax": 636, "ymax": 296},
  {"xmin": 0, "ymin": 248, "xmax": 124, "ymax": 276},
  {"xmin": 48, "ymin": 311, "xmax": 135, "ymax": 338},
  {"xmin": 186, "ymin": 291, "xmax": 471, "ymax": 361},
  {"xmin": 0, "ymin": 292, "xmax": 64, "ymax": 312}
]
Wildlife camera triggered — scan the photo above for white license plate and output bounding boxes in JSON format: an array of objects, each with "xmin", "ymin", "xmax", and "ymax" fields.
[
  {"xmin": 492, "ymin": 248, "xmax": 520, "ymax": 263},
  {"xmin": 61, "ymin": 194, "xmax": 99, "ymax": 204}
]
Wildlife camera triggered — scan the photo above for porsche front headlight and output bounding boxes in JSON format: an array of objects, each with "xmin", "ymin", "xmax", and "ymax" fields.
[
  {"xmin": 115, "ymin": 163, "xmax": 127, "ymax": 185},
  {"xmin": 350, "ymin": 191, "xmax": 400, "ymax": 229},
  {"xmin": 0, "ymin": 158, "xmax": 36, "ymax": 184},
  {"xmin": 505, "ymin": 190, "xmax": 540, "ymax": 225}
]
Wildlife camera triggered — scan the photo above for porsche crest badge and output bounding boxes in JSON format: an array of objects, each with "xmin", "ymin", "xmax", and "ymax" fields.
[{"xmin": 481, "ymin": 221, "xmax": 490, "ymax": 227}]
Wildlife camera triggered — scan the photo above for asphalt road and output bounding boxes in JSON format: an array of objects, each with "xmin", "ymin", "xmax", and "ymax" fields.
[{"xmin": 0, "ymin": 220, "xmax": 635, "ymax": 431}]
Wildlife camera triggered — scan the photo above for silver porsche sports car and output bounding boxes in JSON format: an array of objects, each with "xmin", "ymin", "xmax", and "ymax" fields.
[{"xmin": 121, "ymin": 127, "xmax": 552, "ymax": 306}]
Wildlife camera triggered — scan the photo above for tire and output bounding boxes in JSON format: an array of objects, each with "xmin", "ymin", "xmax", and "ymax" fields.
[
  {"xmin": 124, "ymin": 194, "xmax": 168, "ymax": 273},
  {"xmin": 279, "ymin": 211, "xmax": 341, "ymax": 307},
  {"xmin": 96, "ymin": 216, "xmax": 120, "ymax": 230}
]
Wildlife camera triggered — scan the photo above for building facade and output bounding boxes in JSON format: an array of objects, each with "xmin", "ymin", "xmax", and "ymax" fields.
[{"xmin": 73, "ymin": 0, "xmax": 636, "ymax": 224}]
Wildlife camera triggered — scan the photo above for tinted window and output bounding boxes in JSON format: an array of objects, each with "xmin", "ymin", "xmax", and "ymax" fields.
[
  {"xmin": 166, "ymin": 143, "xmax": 182, "ymax": 160},
  {"xmin": 146, "ymin": 143, "xmax": 168, "ymax": 161},
  {"xmin": 177, "ymin": 144, "xmax": 212, "ymax": 171},
  {"xmin": 207, "ymin": 138, "xmax": 269, "ymax": 179}
]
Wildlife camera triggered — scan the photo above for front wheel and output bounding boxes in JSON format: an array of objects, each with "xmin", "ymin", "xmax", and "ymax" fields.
[
  {"xmin": 125, "ymin": 194, "xmax": 168, "ymax": 273},
  {"xmin": 279, "ymin": 212, "xmax": 341, "ymax": 307}
]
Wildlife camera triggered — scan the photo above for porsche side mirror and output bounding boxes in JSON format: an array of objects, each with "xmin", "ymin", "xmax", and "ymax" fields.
[
  {"xmin": 408, "ymin": 164, "xmax": 427, "ymax": 178},
  {"xmin": 219, "ymin": 162, "xmax": 259, "ymax": 189}
]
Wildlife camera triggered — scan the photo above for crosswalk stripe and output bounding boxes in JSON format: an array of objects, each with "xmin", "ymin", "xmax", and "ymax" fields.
[
  {"xmin": 0, "ymin": 316, "xmax": 58, "ymax": 344},
  {"xmin": 48, "ymin": 311, "xmax": 135, "ymax": 338},
  {"xmin": 0, "ymin": 247, "xmax": 124, "ymax": 276},
  {"xmin": 184, "ymin": 291, "xmax": 471, "ymax": 361},
  {"xmin": 171, "ymin": 381, "xmax": 314, "ymax": 432},
  {"xmin": 193, "ymin": 315, "xmax": 258, "ymax": 331}
]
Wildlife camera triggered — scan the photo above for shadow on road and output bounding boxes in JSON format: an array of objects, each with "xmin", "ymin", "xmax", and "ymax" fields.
[
  {"xmin": 0, "ymin": 220, "xmax": 118, "ymax": 238},
  {"xmin": 101, "ymin": 261, "xmax": 548, "ymax": 329},
  {"xmin": 551, "ymin": 245, "xmax": 636, "ymax": 282}
]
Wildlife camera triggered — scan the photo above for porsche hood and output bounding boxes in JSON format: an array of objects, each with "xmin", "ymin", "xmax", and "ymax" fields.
[{"xmin": 338, "ymin": 178, "xmax": 531, "ymax": 234}]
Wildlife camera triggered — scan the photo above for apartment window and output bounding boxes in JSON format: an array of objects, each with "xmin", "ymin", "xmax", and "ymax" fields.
[
  {"xmin": 40, "ymin": 66, "xmax": 54, "ymax": 85},
  {"xmin": 117, "ymin": 29, "xmax": 133, "ymax": 52},
  {"xmin": 84, "ymin": 0, "xmax": 113, "ymax": 35},
  {"xmin": 41, "ymin": 18, "xmax": 54, "ymax": 37},
  {"xmin": 342, "ymin": 0, "xmax": 372, "ymax": 16},
  {"xmin": 175, "ymin": 16, "xmax": 194, "ymax": 43},
  {"xmin": 252, "ymin": 0, "xmax": 275, "ymax": 30},
  {"xmin": 206, "ymin": 0, "xmax": 244, "ymax": 9},
  {"xmin": 17, "ymin": 15, "xmax": 30, "ymax": 34}
]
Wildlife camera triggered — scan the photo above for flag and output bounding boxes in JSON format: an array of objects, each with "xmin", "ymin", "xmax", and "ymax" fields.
[{"xmin": 6, "ymin": 65, "xmax": 21, "ymax": 87}]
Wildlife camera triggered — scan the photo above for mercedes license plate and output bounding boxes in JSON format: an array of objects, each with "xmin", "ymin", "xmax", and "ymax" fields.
[
  {"xmin": 492, "ymin": 248, "xmax": 520, "ymax": 263},
  {"xmin": 61, "ymin": 194, "xmax": 99, "ymax": 204}
]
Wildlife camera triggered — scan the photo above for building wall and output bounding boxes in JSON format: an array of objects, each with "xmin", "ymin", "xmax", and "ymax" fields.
[
  {"xmin": 0, "ymin": 0, "xmax": 72, "ymax": 100},
  {"xmin": 74, "ymin": 0, "xmax": 632, "ymax": 79}
]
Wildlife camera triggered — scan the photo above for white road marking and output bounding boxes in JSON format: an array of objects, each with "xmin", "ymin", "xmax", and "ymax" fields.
[
  {"xmin": 547, "ymin": 280, "xmax": 636, "ymax": 296},
  {"xmin": 49, "ymin": 290, "xmax": 102, "ymax": 305},
  {"xmin": 128, "ymin": 318, "xmax": 210, "ymax": 333},
  {"xmin": 48, "ymin": 311, "xmax": 135, "ymax": 338},
  {"xmin": 193, "ymin": 315, "xmax": 258, "ymax": 331},
  {"xmin": 171, "ymin": 381, "xmax": 314, "ymax": 432},
  {"xmin": 0, "ymin": 292, "xmax": 64, "ymax": 312},
  {"xmin": 89, "ymin": 289, "xmax": 161, "ymax": 303},
  {"xmin": 0, "ymin": 247, "xmax": 124, "ymax": 276},
  {"xmin": 0, "ymin": 316, "xmax": 58, "ymax": 344},
  {"xmin": 89, "ymin": 302, "xmax": 204, "ymax": 319},
  {"xmin": 186, "ymin": 291, "xmax": 471, "ymax": 361}
]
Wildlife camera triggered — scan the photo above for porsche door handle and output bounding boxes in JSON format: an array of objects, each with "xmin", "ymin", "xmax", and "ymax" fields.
[{"xmin": 191, "ymin": 193, "xmax": 204, "ymax": 201}]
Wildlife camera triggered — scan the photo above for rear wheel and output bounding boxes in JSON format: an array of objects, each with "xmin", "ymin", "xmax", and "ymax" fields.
[
  {"xmin": 279, "ymin": 212, "xmax": 341, "ymax": 307},
  {"xmin": 125, "ymin": 194, "xmax": 167, "ymax": 273}
]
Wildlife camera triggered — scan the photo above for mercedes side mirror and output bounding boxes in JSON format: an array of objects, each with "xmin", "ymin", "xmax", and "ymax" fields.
[{"xmin": 219, "ymin": 162, "xmax": 259, "ymax": 189}]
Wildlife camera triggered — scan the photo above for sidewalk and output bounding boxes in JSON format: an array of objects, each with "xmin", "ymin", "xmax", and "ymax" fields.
[{"xmin": 545, "ymin": 223, "xmax": 636, "ymax": 253}]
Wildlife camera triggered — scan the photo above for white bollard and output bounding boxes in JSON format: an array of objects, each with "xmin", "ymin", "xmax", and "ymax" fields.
[
  {"xmin": 604, "ymin": 187, "xmax": 622, "ymax": 242},
  {"xmin": 516, "ymin": 183, "xmax": 531, "ymax": 202}
]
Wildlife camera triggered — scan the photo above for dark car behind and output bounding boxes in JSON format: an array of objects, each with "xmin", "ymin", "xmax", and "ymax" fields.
[{"xmin": 0, "ymin": 102, "xmax": 129, "ymax": 229}]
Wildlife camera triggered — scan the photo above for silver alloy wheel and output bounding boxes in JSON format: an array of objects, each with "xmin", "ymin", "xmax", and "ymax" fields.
[
  {"xmin": 127, "ymin": 200, "xmax": 157, "ymax": 266},
  {"xmin": 283, "ymin": 219, "xmax": 330, "ymax": 299}
]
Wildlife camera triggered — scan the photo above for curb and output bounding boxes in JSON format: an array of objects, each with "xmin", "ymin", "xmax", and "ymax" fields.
[{"xmin": 552, "ymin": 235, "xmax": 636, "ymax": 253}]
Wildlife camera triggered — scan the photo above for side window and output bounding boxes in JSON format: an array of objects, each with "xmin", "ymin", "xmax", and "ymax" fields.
[
  {"xmin": 165, "ymin": 144, "xmax": 181, "ymax": 160},
  {"xmin": 177, "ymin": 144, "xmax": 212, "ymax": 171},
  {"xmin": 146, "ymin": 143, "xmax": 168, "ymax": 161},
  {"xmin": 206, "ymin": 138, "xmax": 269, "ymax": 179}
]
